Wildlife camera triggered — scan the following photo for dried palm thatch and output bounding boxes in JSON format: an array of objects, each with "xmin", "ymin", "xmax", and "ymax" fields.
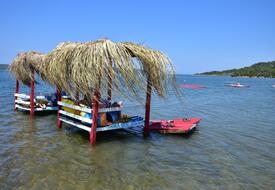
[
  {"xmin": 9, "ymin": 51, "xmax": 46, "ymax": 86},
  {"xmin": 38, "ymin": 39, "xmax": 179, "ymax": 101}
]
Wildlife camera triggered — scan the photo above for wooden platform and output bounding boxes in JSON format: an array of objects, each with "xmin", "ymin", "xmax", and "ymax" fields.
[
  {"xmin": 14, "ymin": 93, "xmax": 58, "ymax": 112},
  {"xmin": 58, "ymin": 101, "xmax": 143, "ymax": 133},
  {"xmin": 60, "ymin": 116, "xmax": 144, "ymax": 132}
]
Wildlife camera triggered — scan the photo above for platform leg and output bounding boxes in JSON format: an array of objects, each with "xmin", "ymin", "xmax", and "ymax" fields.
[
  {"xmin": 107, "ymin": 72, "xmax": 112, "ymax": 101},
  {"xmin": 76, "ymin": 90, "xmax": 79, "ymax": 102},
  {"xmin": 14, "ymin": 80, "xmax": 19, "ymax": 110},
  {"xmin": 30, "ymin": 77, "xmax": 35, "ymax": 116},
  {"xmin": 57, "ymin": 89, "xmax": 62, "ymax": 128},
  {"xmin": 90, "ymin": 90, "xmax": 100, "ymax": 145},
  {"xmin": 144, "ymin": 79, "xmax": 152, "ymax": 136}
]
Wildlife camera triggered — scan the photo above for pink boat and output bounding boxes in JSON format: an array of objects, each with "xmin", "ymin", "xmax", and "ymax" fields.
[{"xmin": 180, "ymin": 84, "xmax": 206, "ymax": 89}]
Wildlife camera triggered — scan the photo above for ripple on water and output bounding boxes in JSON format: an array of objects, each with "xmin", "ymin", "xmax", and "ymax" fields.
[{"xmin": 1, "ymin": 73, "xmax": 275, "ymax": 189}]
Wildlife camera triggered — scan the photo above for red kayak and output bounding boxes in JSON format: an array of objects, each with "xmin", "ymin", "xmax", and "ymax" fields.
[{"xmin": 150, "ymin": 118, "xmax": 201, "ymax": 134}]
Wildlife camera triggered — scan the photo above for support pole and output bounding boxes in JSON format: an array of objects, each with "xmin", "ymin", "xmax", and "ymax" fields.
[
  {"xmin": 107, "ymin": 73, "xmax": 112, "ymax": 101},
  {"xmin": 30, "ymin": 73, "xmax": 35, "ymax": 116},
  {"xmin": 90, "ymin": 90, "xmax": 100, "ymax": 145},
  {"xmin": 57, "ymin": 88, "xmax": 62, "ymax": 128},
  {"xmin": 76, "ymin": 90, "xmax": 79, "ymax": 102},
  {"xmin": 14, "ymin": 80, "xmax": 19, "ymax": 110},
  {"xmin": 144, "ymin": 79, "xmax": 152, "ymax": 136}
]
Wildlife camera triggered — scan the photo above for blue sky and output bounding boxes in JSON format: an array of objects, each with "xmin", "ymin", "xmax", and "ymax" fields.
[{"xmin": 0, "ymin": 0, "xmax": 274, "ymax": 74}]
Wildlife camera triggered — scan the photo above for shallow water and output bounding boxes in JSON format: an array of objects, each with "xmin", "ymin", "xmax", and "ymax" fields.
[{"xmin": 1, "ymin": 69, "xmax": 275, "ymax": 189}]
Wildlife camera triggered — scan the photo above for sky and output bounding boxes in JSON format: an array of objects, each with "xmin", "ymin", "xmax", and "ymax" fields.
[{"xmin": 0, "ymin": 0, "xmax": 274, "ymax": 74}]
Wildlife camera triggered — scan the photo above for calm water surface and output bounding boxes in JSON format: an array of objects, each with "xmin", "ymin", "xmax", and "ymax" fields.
[{"xmin": 0, "ymin": 69, "xmax": 275, "ymax": 189}]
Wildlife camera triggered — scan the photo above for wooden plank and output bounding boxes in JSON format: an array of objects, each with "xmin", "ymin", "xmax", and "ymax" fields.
[
  {"xmin": 99, "ymin": 107, "xmax": 122, "ymax": 113},
  {"xmin": 14, "ymin": 93, "xmax": 30, "ymax": 99},
  {"xmin": 59, "ymin": 117, "xmax": 91, "ymax": 132},
  {"xmin": 58, "ymin": 101, "xmax": 91, "ymax": 113},
  {"xmin": 15, "ymin": 99, "xmax": 30, "ymax": 105},
  {"xmin": 15, "ymin": 93, "xmax": 65, "ymax": 100},
  {"xmin": 61, "ymin": 95, "xmax": 70, "ymax": 99},
  {"xmin": 37, "ymin": 107, "xmax": 58, "ymax": 111},
  {"xmin": 15, "ymin": 104, "xmax": 58, "ymax": 111},
  {"xmin": 15, "ymin": 104, "xmax": 30, "ymax": 111},
  {"xmin": 59, "ymin": 110, "xmax": 92, "ymax": 124},
  {"xmin": 96, "ymin": 120, "xmax": 144, "ymax": 132},
  {"xmin": 57, "ymin": 101, "xmax": 122, "ymax": 113}
]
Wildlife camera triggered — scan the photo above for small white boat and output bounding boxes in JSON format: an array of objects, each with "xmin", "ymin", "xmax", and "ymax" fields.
[
  {"xmin": 227, "ymin": 82, "xmax": 250, "ymax": 88},
  {"xmin": 272, "ymin": 84, "xmax": 275, "ymax": 87}
]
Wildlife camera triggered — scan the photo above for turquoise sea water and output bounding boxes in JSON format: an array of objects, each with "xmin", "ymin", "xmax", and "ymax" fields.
[{"xmin": 0, "ymin": 68, "xmax": 275, "ymax": 189}]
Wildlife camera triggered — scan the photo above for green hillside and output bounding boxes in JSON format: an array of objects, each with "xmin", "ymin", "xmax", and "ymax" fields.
[{"xmin": 197, "ymin": 61, "xmax": 275, "ymax": 78}]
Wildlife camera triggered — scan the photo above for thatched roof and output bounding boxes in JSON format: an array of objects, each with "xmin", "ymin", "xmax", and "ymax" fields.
[
  {"xmin": 9, "ymin": 51, "xmax": 46, "ymax": 86},
  {"xmin": 37, "ymin": 39, "xmax": 178, "ymax": 100}
]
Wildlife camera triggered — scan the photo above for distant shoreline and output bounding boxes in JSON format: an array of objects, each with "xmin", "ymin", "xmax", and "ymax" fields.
[
  {"xmin": 194, "ymin": 74, "xmax": 273, "ymax": 78},
  {"xmin": 0, "ymin": 64, "xmax": 8, "ymax": 69},
  {"xmin": 196, "ymin": 61, "xmax": 275, "ymax": 78}
]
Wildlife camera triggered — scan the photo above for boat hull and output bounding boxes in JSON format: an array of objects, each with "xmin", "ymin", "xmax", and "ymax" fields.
[{"xmin": 149, "ymin": 118, "xmax": 201, "ymax": 134}]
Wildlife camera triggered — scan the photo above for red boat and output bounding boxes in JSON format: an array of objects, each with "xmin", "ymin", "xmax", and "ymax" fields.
[{"xmin": 149, "ymin": 118, "xmax": 201, "ymax": 134}]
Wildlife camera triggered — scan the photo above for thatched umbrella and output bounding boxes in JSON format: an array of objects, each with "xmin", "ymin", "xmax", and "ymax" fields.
[
  {"xmin": 9, "ymin": 51, "xmax": 46, "ymax": 86},
  {"xmin": 38, "ymin": 39, "xmax": 178, "ymax": 101},
  {"xmin": 36, "ymin": 38, "xmax": 180, "ymax": 144},
  {"xmin": 10, "ymin": 51, "xmax": 47, "ymax": 115}
]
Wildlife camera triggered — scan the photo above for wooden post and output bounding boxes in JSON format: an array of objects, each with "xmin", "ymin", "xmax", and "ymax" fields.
[
  {"xmin": 30, "ymin": 73, "xmax": 35, "ymax": 116},
  {"xmin": 57, "ymin": 88, "xmax": 62, "ymax": 128},
  {"xmin": 76, "ymin": 90, "xmax": 79, "ymax": 102},
  {"xmin": 90, "ymin": 90, "xmax": 100, "ymax": 145},
  {"xmin": 144, "ymin": 79, "xmax": 152, "ymax": 136},
  {"xmin": 14, "ymin": 80, "xmax": 19, "ymax": 110},
  {"xmin": 107, "ymin": 73, "xmax": 112, "ymax": 101}
]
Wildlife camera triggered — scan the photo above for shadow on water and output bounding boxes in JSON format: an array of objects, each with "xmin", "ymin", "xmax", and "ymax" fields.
[{"xmin": 63, "ymin": 125, "xmax": 145, "ymax": 145}]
